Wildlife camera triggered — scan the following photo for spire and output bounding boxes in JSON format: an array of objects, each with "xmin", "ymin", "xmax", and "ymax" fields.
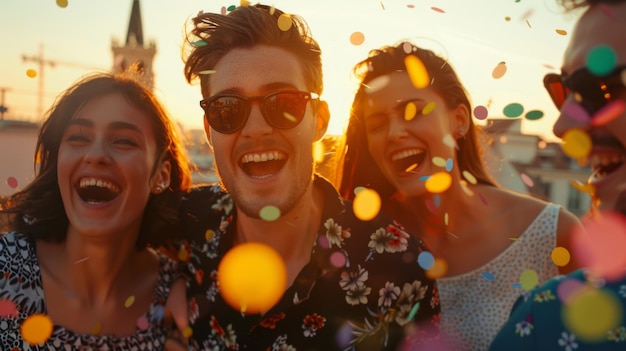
[{"xmin": 126, "ymin": 0, "xmax": 144, "ymax": 46}]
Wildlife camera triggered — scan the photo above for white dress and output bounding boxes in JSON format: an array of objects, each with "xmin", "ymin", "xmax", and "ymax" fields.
[{"xmin": 437, "ymin": 203, "xmax": 561, "ymax": 350}]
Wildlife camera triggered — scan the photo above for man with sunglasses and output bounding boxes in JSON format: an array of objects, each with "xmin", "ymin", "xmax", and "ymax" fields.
[
  {"xmin": 490, "ymin": 1, "xmax": 626, "ymax": 350},
  {"xmin": 171, "ymin": 4, "xmax": 440, "ymax": 351}
]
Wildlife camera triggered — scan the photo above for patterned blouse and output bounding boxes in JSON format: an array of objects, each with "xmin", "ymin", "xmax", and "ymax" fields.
[
  {"xmin": 0, "ymin": 231, "xmax": 178, "ymax": 351},
  {"xmin": 437, "ymin": 203, "xmax": 561, "ymax": 350},
  {"xmin": 490, "ymin": 269, "xmax": 626, "ymax": 350},
  {"xmin": 177, "ymin": 176, "xmax": 440, "ymax": 350}
]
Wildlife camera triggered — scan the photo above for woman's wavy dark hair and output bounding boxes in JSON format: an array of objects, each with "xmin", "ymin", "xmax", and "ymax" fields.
[
  {"xmin": 2, "ymin": 73, "xmax": 192, "ymax": 249},
  {"xmin": 182, "ymin": 4, "xmax": 323, "ymax": 97},
  {"xmin": 338, "ymin": 42, "xmax": 496, "ymax": 202}
]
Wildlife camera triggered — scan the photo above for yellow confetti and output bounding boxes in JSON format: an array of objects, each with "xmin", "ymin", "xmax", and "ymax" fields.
[
  {"xmin": 404, "ymin": 55, "xmax": 430, "ymax": 89},
  {"xmin": 26, "ymin": 69, "xmax": 37, "ymax": 78},
  {"xmin": 564, "ymin": 287, "xmax": 622, "ymax": 341},
  {"xmin": 556, "ymin": 29, "xmax": 567, "ymax": 35},
  {"xmin": 313, "ymin": 141, "xmax": 325, "ymax": 164},
  {"xmin": 422, "ymin": 101, "xmax": 436, "ymax": 115},
  {"xmin": 259, "ymin": 205, "xmax": 281, "ymax": 221},
  {"xmin": 551, "ymin": 247, "xmax": 571, "ymax": 267},
  {"xmin": 426, "ymin": 258, "xmax": 447, "ymax": 279},
  {"xmin": 425, "ymin": 172, "xmax": 452, "ymax": 194},
  {"xmin": 124, "ymin": 295, "xmax": 135, "ymax": 308},
  {"xmin": 562, "ymin": 129, "xmax": 592, "ymax": 159},
  {"xmin": 405, "ymin": 101, "xmax": 417, "ymax": 121},
  {"xmin": 353, "ymin": 188, "xmax": 381, "ymax": 221},
  {"xmin": 178, "ymin": 247, "xmax": 189, "ymax": 262},
  {"xmin": 56, "ymin": 0, "xmax": 68, "ymax": 8},
  {"xmin": 91, "ymin": 322, "xmax": 102, "ymax": 335},
  {"xmin": 182, "ymin": 325, "xmax": 193, "ymax": 338},
  {"xmin": 198, "ymin": 70, "xmax": 216, "ymax": 75},
  {"xmin": 205, "ymin": 229, "xmax": 215, "ymax": 241},
  {"xmin": 432, "ymin": 156, "xmax": 446, "ymax": 167},
  {"xmin": 405, "ymin": 163, "xmax": 418, "ymax": 172},
  {"xmin": 462, "ymin": 170, "xmax": 477, "ymax": 184},
  {"xmin": 277, "ymin": 14, "xmax": 292, "ymax": 31},
  {"xmin": 520, "ymin": 269, "xmax": 539, "ymax": 291},
  {"xmin": 21, "ymin": 314, "xmax": 53, "ymax": 345}
]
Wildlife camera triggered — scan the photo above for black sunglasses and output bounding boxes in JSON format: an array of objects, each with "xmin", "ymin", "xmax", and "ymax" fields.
[
  {"xmin": 543, "ymin": 65, "xmax": 626, "ymax": 115},
  {"xmin": 200, "ymin": 90, "xmax": 319, "ymax": 134}
]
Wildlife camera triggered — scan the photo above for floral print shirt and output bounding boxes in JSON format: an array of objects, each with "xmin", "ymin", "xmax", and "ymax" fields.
[
  {"xmin": 489, "ymin": 269, "xmax": 626, "ymax": 350},
  {"xmin": 0, "ymin": 231, "xmax": 178, "ymax": 351},
  {"xmin": 177, "ymin": 176, "xmax": 440, "ymax": 350}
]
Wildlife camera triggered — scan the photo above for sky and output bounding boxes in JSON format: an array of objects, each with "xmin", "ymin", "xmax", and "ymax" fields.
[{"xmin": 0, "ymin": 0, "xmax": 584, "ymax": 141}]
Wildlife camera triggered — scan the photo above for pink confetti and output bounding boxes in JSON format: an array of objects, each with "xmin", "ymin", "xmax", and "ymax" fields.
[
  {"xmin": 591, "ymin": 100, "xmax": 626, "ymax": 127},
  {"xmin": 431, "ymin": 7, "xmax": 445, "ymax": 13},
  {"xmin": 478, "ymin": 192, "xmax": 488, "ymax": 205},
  {"xmin": 330, "ymin": 251, "xmax": 347, "ymax": 267},
  {"xmin": 474, "ymin": 105, "xmax": 488, "ymax": 120},
  {"xmin": 520, "ymin": 173, "xmax": 534, "ymax": 187},
  {"xmin": 407, "ymin": 4, "xmax": 415, "ymax": 8},
  {"xmin": 136, "ymin": 316, "xmax": 149, "ymax": 330},
  {"xmin": 6, "ymin": 177, "xmax": 18, "ymax": 189},
  {"xmin": 557, "ymin": 278, "xmax": 584, "ymax": 303},
  {"xmin": 599, "ymin": 4, "xmax": 616, "ymax": 18},
  {"xmin": 563, "ymin": 100, "xmax": 591, "ymax": 124},
  {"xmin": 0, "ymin": 299, "xmax": 18, "ymax": 318}
]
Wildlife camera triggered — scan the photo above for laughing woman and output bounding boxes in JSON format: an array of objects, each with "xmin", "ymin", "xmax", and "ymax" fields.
[
  {"xmin": 337, "ymin": 42, "xmax": 582, "ymax": 350},
  {"xmin": 0, "ymin": 73, "xmax": 191, "ymax": 350}
]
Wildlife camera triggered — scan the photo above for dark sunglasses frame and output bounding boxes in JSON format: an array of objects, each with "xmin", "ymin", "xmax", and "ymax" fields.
[
  {"xmin": 543, "ymin": 65, "xmax": 626, "ymax": 115},
  {"xmin": 200, "ymin": 90, "xmax": 319, "ymax": 134}
]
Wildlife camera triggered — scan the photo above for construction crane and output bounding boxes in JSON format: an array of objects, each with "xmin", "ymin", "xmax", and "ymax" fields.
[{"xmin": 22, "ymin": 43, "xmax": 107, "ymax": 119}]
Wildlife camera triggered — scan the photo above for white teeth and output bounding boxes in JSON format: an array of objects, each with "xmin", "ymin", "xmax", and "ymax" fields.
[
  {"xmin": 241, "ymin": 151, "xmax": 285, "ymax": 164},
  {"xmin": 391, "ymin": 149, "xmax": 423, "ymax": 161},
  {"xmin": 79, "ymin": 178, "xmax": 120, "ymax": 193}
]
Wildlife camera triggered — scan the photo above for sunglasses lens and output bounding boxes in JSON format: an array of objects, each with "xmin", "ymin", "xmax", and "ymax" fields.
[
  {"xmin": 264, "ymin": 92, "xmax": 310, "ymax": 129},
  {"xmin": 544, "ymin": 74, "xmax": 569, "ymax": 109},
  {"xmin": 205, "ymin": 96, "xmax": 247, "ymax": 133}
]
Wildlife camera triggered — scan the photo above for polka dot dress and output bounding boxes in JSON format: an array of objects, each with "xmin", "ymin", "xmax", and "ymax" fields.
[{"xmin": 437, "ymin": 204, "xmax": 561, "ymax": 350}]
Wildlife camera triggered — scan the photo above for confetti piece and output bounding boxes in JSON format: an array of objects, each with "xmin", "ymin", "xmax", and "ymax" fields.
[
  {"xmin": 407, "ymin": 302, "xmax": 420, "ymax": 320},
  {"xmin": 591, "ymin": 100, "xmax": 626, "ymax": 127},
  {"xmin": 240, "ymin": 0, "xmax": 251, "ymax": 6},
  {"xmin": 402, "ymin": 42, "xmax": 413, "ymax": 54},
  {"xmin": 283, "ymin": 112, "xmax": 296, "ymax": 122},
  {"xmin": 405, "ymin": 101, "xmax": 417, "ymax": 121},
  {"xmin": 505, "ymin": 16, "xmax": 511, "ymax": 21},
  {"xmin": 482, "ymin": 272, "xmax": 495, "ymax": 281},
  {"xmin": 426, "ymin": 258, "xmax": 447, "ymax": 279},
  {"xmin": 563, "ymin": 100, "xmax": 591, "ymax": 124},
  {"xmin": 503, "ymin": 103, "xmax": 524, "ymax": 118},
  {"xmin": 572, "ymin": 211, "xmax": 626, "ymax": 281},
  {"xmin": 349, "ymin": 32, "xmax": 365, "ymax": 46},
  {"xmin": 218, "ymin": 242, "xmax": 287, "ymax": 314},
  {"xmin": 260, "ymin": 205, "xmax": 281, "ymax": 221},
  {"xmin": 563, "ymin": 286, "xmax": 622, "ymax": 341},
  {"xmin": 509, "ymin": 237, "xmax": 519, "ymax": 241},
  {"xmin": 26, "ymin": 69, "xmax": 37, "ymax": 78},
  {"xmin": 520, "ymin": 269, "xmax": 539, "ymax": 290},
  {"xmin": 431, "ymin": 6, "xmax": 445, "ymax": 13},
  {"xmin": 520, "ymin": 173, "xmax": 534, "ymax": 187},
  {"xmin": 379, "ymin": 1, "xmax": 385, "ymax": 10},
  {"xmin": 473, "ymin": 105, "xmax": 488, "ymax": 120},
  {"xmin": 417, "ymin": 251, "xmax": 435, "ymax": 270},
  {"xmin": 405, "ymin": 163, "xmax": 418, "ymax": 172},
  {"xmin": 313, "ymin": 141, "xmax": 325, "ymax": 164},
  {"xmin": 407, "ymin": 4, "xmax": 415, "ymax": 9},
  {"xmin": 0, "ymin": 299, "xmax": 18, "ymax": 318},
  {"xmin": 422, "ymin": 101, "xmax": 436, "ymax": 115},
  {"xmin": 524, "ymin": 110, "xmax": 544, "ymax": 120},
  {"xmin": 205, "ymin": 229, "xmax": 215, "ymax": 241},
  {"xmin": 221, "ymin": 6, "xmax": 227, "ymax": 15},
  {"xmin": 478, "ymin": 192, "xmax": 488, "ymax": 205},
  {"xmin": 91, "ymin": 322, "xmax": 102, "ymax": 335},
  {"xmin": 561, "ymin": 128, "xmax": 591, "ymax": 159},
  {"xmin": 432, "ymin": 156, "xmax": 446, "ymax": 167},
  {"xmin": 492, "ymin": 62, "xmax": 507, "ymax": 79},
  {"xmin": 586, "ymin": 45, "xmax": 617, "ymax": 76},
  {"xmin": 192, "ymin": 40, "xmax": 207, "ymax": 47},
  {"xmin": 198, "ymin": 70, "xmax": 216, "ymax": 75},
  {"xmin": 56, "ymin": 0, "xmax": 68, "ymax": 8},
  {"xmin": 425, "ymin": 172, "xmax": 452, "ymax": 193},
  {"xmin": 137, "ymin": 316, "xmax": 149, "ymax": 330},
  {"xmin": 404, "ymin": 55, "xmax": 430, "ymax": 89},
  {"xmin": 551, "ymin": 247, "xmax": 571, "ymax": 266},
  {"xmin": 526, "ymin": 19, "xmax": 532, "ymax": 28},
  {"xmin": 6, "ymin": 176, "xmax": 17, "ymax": 188},
  {"xmin": 227, "ymin": 5, "xmax": 236, "ymax": 11},
  {"xmin": 74, "ymin": 256, "xmax": 90, "ymax": 264},
  {"xmin": 462, "ymin": 170, "xmax": 477, "ymax": 184},
  {"xmin": 445, "ymin": 158, "xmax": 453, "ymax": 172},
  {"xmin": 353, "ymin": 188, "xmax": 381, "ymax": 221},
  {"xmin": 570, "ymin": 180, "xmax": 595, "ymax": 195},
  {"xmin": 444, "ymin": 212, "xmax": 449, "ymax": 226},
  {"xmin": 124, "ymin": 295, "xmax": 135, "ymax": 308},
  {"xmin": 21, "ymin": 314, "xmax": 53, "ymax": 344},
  {"xmin": 277, "ymin": 13, "xmax": 292, "ymax": 31},
  {"xmin": 442, "ymin": 134, "xmax": 456, "ymax": 148},
  {"xmin": 178, "ymin": 247, "xmax": 189, "ymax": 262},
  {"xmin": 556, "ymin": 29, "xmax": 567, "ymax": 35},
  {"xmin": 364, "ymin": 75, "xmax": 390, "ymax": 93},
  {"xmin": 330, "ymin": 251, "xmax": 347, "ymax": 267},
  {"xmin": 557, "ymin": 278, "xmax": 585, "ymax": 303},
  {"xmin": 183, "ymin": 325, "xmax": 193, "ymax": 338}
]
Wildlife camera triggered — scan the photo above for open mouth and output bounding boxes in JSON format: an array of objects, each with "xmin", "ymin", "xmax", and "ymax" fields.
[
  {"xmin": 390, "ymin": 149, "xmax": 426, "ymax": 174},
  {"xmin": 239, "ymin": 151, "xmax": 287, "ymax": 179},
  {"xmin": 590, "ymin": 152, "xmax": 625, "ymax": 180},
  {"xmin": 76, "ymin": 177, "xmax": 121, "ymax": 204}
]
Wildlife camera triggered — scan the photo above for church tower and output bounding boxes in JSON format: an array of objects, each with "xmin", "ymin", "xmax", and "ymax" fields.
[{"xmin": 111, "ymin": 0, "xmax": 156, "ymax": 90}]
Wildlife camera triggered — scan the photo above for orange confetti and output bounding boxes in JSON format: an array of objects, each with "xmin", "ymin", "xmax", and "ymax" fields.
[
  {"xmin": 349, "ymin": 32, "xmax": 365, "ymax": 46},
  {"xmin": 431, "ymin": 7, "xmax": 445, "ymax": 13},
  {"xmin": 556, "ymin": 29, "xmax": 568, "ymax": 35}
]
